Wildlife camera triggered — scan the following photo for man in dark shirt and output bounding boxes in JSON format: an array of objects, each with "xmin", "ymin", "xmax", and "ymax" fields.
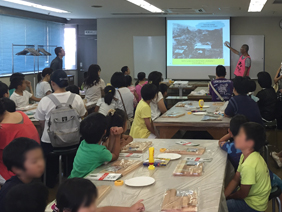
[
  {"xmin": 50, "ymin": 47, "xmax": 65, "ymax": 71},
  {"xmin": 224, "ymin": 76, "xmax": 264, "ymax": 126}
]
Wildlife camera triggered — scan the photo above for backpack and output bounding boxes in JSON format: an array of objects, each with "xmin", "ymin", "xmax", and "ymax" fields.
[{"xmin": 47, "ymin": 93, "xmax": 81, "ymax": 148}]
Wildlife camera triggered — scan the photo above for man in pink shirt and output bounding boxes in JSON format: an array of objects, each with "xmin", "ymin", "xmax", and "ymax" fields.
[{"xmin": 225, "ymin": 43, "xmax": 251, "ymax": 77}]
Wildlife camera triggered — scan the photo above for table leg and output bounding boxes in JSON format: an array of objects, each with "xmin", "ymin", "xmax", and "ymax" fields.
[
  {"xmin": 157, "ymin": 126, "xmax": 180, "ymax": 139},
  {"xmin": 207, "ymin": 128, "xmax": 228, "ymax": 140}
]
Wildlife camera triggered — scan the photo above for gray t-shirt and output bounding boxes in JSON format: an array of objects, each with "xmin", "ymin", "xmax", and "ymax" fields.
[{"xmin": 239, "ymin": 53, "xmax": 251, "ymax": 68}]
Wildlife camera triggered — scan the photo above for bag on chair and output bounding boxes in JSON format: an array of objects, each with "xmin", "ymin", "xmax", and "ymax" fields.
[{"xmin": 47, "ymin": 93, "xmax": 81, "ymax": 148}]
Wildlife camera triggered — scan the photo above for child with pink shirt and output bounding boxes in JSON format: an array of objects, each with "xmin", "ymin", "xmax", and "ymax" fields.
[{"xmin": 135, "ymin": 72, "xmax": 148, "ymax": 102}]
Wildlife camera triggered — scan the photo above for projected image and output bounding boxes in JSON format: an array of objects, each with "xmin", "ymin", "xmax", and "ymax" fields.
[{"xmin": 172, "ymin": 22, "xmax": 223, "ymax": 59}]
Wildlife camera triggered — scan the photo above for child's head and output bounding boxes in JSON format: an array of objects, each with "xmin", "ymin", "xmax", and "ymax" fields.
[
  {"xmin": 148, "ymin": 71, "xmax": 162, "ymax": 89},
  {"xmin": 51, "ymin": 70, "xmax": 69, "ymax": 90},
  {"xmin": 229, "ymin": 115, "xmax": 249, "ymax": 138},
  {"xmin": 248, "ymin": 79, "xmax": 256, "ymax": 93},
  {"xmin": 38, "ymin": 68, "xmax": 53, "ymax": 83},
  {"xmin": 104, "ymin": 86, "xmax": 116, "ymax": 105},
  {"xmin": 3, "ymin": 137, "xmax": 45, "ymax": 179},
  {"xmin": 232, "ymin": 76, "xmax": 249, "ymax": 95},
  {"xmin": 5, "ymin": 182, "xmax": 48, "ymax": 212},
  {"xmin": 121, "ymin": 66, "xmax": 130, "ymax": 75},
  {"xmin": 216, "ymin": 65, "xmax": 226, "ymax": 78},
  {"xmin": 257, "ymin": 72, "xmax": 272, "ymax": 89},
  {"xmin": 1, "ymin": 97, "xmax": 16, "ymax": 112},
  {"xmin": 111, "ymin": 72, "xmax": 126, "ymax": 88},
  {"xmin": 137, "ymin": 72, "xmax": 146, "ymax": 81},
  {"xmin": 0, "ymin": 81, "xmax": 9, "ymax": 98},
  {"xmin": 66, "ymin": 85, "xmax": 80, "ymax": 95},
  {"xmin": 106, "ymin": 109, "xmax": 128, "ymax": 137},
  {"xmin": 85, "ymin": 64, "xmax": 101, "ymax": 87},
  {"xmin": 159, "ymin": 83, "xmax": 168, "ymax": 97},
  {"xmin": 56, "ymin": 178, "xmax": 98, "ymax": 212},
  {"xmin": 80, "ymin": 113, "xmax": 108, "ymax": 144},
  {"xmin": 9, "ymin": 73, "xmax": 24, "ymax": 90},
  {"xmin": 235, "ymin": 122, "xmax": 266, "ymax": 152},
  {"xmin": 141, "ymin": 84, "xmax": 158, "ymax": 101},
  {"xmin": 125, "ymin": 75, "xmax": 133, "ymax": 87},
  {"xmin": 10, "ymin": 77, "xmax": 26, "ymax": 91}
]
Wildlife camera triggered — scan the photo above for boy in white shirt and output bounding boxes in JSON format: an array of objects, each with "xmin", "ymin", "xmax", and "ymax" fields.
[
  {"xmin": 35, "ymin": 70, "xmax": 86, "ymax": 188},
  {"xmin": 10, "ymin": 77, "xmax": 41, "ymax": 108}
]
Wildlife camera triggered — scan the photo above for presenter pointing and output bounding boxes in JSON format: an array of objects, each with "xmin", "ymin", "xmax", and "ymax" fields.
[{"xmin": 225, "ymin": 42, "xmax": 251, "ymax": 77}]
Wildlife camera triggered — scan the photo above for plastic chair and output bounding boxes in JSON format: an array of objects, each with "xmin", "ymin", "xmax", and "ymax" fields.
[
  {"xmin": 260, "ymin": 141, "xmax": 269, "ymax": 166},
  {"xmin": 269, "ymin": 186, "xmax": 282, "ymax": 212}
]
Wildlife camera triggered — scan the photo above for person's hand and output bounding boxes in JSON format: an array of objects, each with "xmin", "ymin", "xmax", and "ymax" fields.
[
  {"xmin": 26, "ymin": 80, "xmax": 31, "ymax": 87},
  {"xmin": 219, "ymin": 141, "xmax": 226, "ymax": 147},
  {"xmin": 130, "ymin": 200, "xmax": 145, "ymax": 212},
  {"xmin": 110, "ymin": 127, "xmax": 123, "ymax": 136},
  {"xmin": 224, "ymin": 41, "xmax": 230, "ymax": 48}
]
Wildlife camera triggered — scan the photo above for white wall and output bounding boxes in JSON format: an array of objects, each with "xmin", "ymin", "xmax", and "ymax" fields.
[{"xmin": 97, "ymin": 17, "xmax": 282, "ymax": 84}]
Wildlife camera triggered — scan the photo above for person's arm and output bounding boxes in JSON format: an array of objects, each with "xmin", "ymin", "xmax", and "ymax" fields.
[
  {"xmin": 224, "ymin": 171, "xmax": 241, "ymax": 197},
  {"xmin": 144, "ymin": 118, "xmax": 155, "ymax": 135},
  {"xmin": 134, "ymin": 91, "xmax": 139, "ymax": 101},
  {"xmin": 26, "ymin": 80, "xmax": 34, "ymax": 95},
  {"xmin": 243, "ymin": 67, "xmax": 248, "ymax": 77},
  {"xmin": 228, "ymin": 185, "xmax": 252, "ymax": 200},
  {"xmin": 30, "ymin": 95, "xmax": 41, "ymax": 102},
  {"xmin": 97, "ymin": 200, "xmax": 145, "ymax": 212},
  {"xmin": 45, "ymin": 91, "xmax": 52, "ymax": 96},
  {"xmin": 110, "ymin": 127, "xmax": 123, "ymax": 162},
  {"xmin": 95, "ymin": 106, "xmax": 100, "ymax": 112},
  {"xmin": 274, "ymin": 65, "xmax": 282, "ymax": 84},
  {"xmin": 224, "ymin": 100, "xmax": 234, "ymax": 117},
  {"xmin": 157, "ymin": 99, "xmax": 167, "ymax": 114},
  {"xmin": 120, "ymin": 135, "xmax": 133, "ymax": 148},
  {"xmin": 218, "ymin": 133, "xmax": 231, "ymax": 146},
  {"xmin": 224, "ymin": 43, "xmax": 239, "ymax": 55}
]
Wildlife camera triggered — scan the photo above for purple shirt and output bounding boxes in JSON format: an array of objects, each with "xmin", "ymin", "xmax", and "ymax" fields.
[{"xmin": 209, "ymin": 78, "xmax": 233, "ymax": 101}]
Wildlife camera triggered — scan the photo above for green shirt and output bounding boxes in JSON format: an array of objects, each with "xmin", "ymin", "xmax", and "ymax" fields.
[
  {"xmin": 237, "ymin": 152, "xmax": 271, "ymax": 211},
  {"xmin": 69, "ymin": 140, "xmax": 112, "ymax": 178}
]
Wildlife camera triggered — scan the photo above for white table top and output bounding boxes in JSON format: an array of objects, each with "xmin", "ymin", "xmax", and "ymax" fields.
[{"xmin": 44, "ymin": 139, "xmax": 228, "ymax": 212}]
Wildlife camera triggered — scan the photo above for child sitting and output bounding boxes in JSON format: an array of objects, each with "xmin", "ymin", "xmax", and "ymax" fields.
[
  {"xmin": 125, "ymin": 75, "xmax": 138, "ymax": 107},
  {"xmin": 0, "ymin": 138, "xmax": 45, "ymax": 212},
  {"xmin": 69, "ymin": 113, "xmax": 122, "ymax": 178},
  {"xmin": 135, "ymin": 72, "xmax": 148, "ymax": 102},
  {"xmin": 224, "ymin": 76, "xmax": 263, "ymax": 126},
  {"xmin": 219, "ymin": 114, "xmax": 248, "ymax": 171},
  {"xmin": 130, "ymin": 84, "xmax": 158, "ymax": 139},
  {"xmin": 95, "ymin": 86, "xmax": 117, "ymax": 116},
  {"xmin": 5, "ymin": 182, "xmax": 48, "ymax": 212},
  {"xmin": 52, "ymin": 178, "xmax": 145, "ymax": 212},
  {"xmin": 10, "ymin": 76, "xmax": 41, "ymax": 107},
  {"xmin": 225, "ymin": 122, "xmax": 271, "ymax": 212},
  {"xmin": 247, "ymin": 79, "xmax": 259, "ymax": 102},
  {"xmin": 0, "ymin": 81, "xmax": 9, "ymax": 98},
  {"xmin": 159, "ymin": 83, "xmax": 168, "ymax": 109},
  {"xmin": 66, "ymin": 85, "xmax": 80, "ymax": 95}
]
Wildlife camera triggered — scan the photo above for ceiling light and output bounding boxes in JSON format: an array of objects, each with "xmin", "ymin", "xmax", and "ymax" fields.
[
  {"xmin": 126, "ymin": 0, "xmax": 163, "ymax": 13},
  {"xmin": 3, "ymin": 0, "xmax": 70, "ymax": 13},
  {"xmin": 248, "ymin": 0, "xmax": 267, "ymax": 12}
]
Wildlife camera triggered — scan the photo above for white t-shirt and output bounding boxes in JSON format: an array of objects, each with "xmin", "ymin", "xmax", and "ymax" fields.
[
  {"xmin": 84, "ymin": 79, "xmax": 106, "ymax": 104},
  {"xmin": 114, "ymin": 87, "xmax": 134, "ymax": 118},
  {"xmin": 35, "ymin": 91, "xmax": 87, "ymax": 143},
  {"xmin": 36, "ymin": 81, "xmax": 52, "ymax": 98},
  {"xmin": 150, "ymin": 92, "xmax": 163, "ymax": 120},
  {"xmin": 10, "ymin": 90, "xmax": 32, "ymax": 108},
  {"xmin": 97, "ymin": 98, "xmax": 116, "ymax": 116}
]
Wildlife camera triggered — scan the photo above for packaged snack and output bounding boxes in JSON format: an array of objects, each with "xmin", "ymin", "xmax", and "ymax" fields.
[
  {"xmin": 121, "ymin": 141, "xmax": 152, "ymax": 153},
  {"xmin": 173, "ymin": 160, "xmax": 203, "ymax": 176},
  {"xmin": 99, "ymin": 159, "xmax": 142, "ymax": 176},
  {"xmin": 161, "ymin": 189, "xmax": 198, "ymax": 212},
  {"xmin": 165, "ymin": 147, "xmax": 206, "ymax": 155},
  {"xmin": 162, "ymin": 112, "xmax": 186, "ymax": 118}
]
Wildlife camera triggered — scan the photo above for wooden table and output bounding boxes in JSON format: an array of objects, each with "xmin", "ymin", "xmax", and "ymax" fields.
[
  {"xmin": 188, "ymin": 86, "xmax": 212, "ymax": 101},
  {"xmin": 154, "ymin": 101, "xmax": 230, "ymax": 139},
  {"xmin": 45, "ymin": 139, "xmax": 228, "ymax": 212}
]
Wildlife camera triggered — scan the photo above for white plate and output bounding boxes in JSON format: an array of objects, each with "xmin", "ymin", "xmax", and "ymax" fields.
[
  {"xmin": 157, "ymin": 153, "xmax": 181, "ymax": 160},
  {"xmin": 193, "ymin": 112, "xmax": 207, "ymax": 116},
  {"xmin": 125, "ymin": 177, "xmax": 155, "ymax": 187}
]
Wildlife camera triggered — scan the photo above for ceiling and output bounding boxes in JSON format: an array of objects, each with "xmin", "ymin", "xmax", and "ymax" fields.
[{"xmin": 0, "ymin": 0, "xmax": 281, "ymax": 19}]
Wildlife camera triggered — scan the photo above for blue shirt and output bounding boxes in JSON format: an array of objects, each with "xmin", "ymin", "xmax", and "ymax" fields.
[
  {"xmin": 209, "ymin": 78, "xmax": 233, "ymax": 101},
  {"xmin": 225, "ymin": 95, "xmax": 264, "ymax": 126},
  {"xmin": 221, "ymin": 141, "xmax": 242, "ymax": 171}
]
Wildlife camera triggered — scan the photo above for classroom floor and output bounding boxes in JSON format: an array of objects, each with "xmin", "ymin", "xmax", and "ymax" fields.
[{"xmin": 47, "ymin": 129, "xmax": 282, "ymax": 212}]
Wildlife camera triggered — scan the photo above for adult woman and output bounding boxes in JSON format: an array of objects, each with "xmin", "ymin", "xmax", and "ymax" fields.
[
  {"xmin": 0, "ymin": 98, "xmax": 40, "ymax": 185},
  {"xmin": 111, "ymin": 72, "xmax": 134, "ymax": 118},
  {"xmin": 274, "ymin": 64, "xmax": 282, "ymax": 92},
  {"xmin": 148, "ymin": 71, "xmax": 167, "ymax": 120},
  {"xmin": 36, "ymin": 68, "xmax": 53, "ymax": 98},
  {"xmin": 84, "ymin": 64, "xmax": 105, "ymax": 104}
]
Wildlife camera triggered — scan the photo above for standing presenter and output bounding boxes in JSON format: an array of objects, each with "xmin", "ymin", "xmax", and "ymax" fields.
[{"xmin": 225, "ymin": 42, "xmax": 251, "ymax": 77}]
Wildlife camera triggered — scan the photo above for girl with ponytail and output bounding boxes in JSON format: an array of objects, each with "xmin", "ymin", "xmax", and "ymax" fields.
[
  {"xmin": 36, "ymin": 68, "xmax": 53, "ymax": 98},
  {"xmin": 95, "ymin": 86, "xmax": 117, "ymax": 116}
]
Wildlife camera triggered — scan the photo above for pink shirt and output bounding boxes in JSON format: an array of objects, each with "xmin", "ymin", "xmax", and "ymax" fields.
[
  {"xmin": 135, "ymin": 81, "xmax": 148, "ymax": 102},
  {"xmin": 128, "ymin": 86, "xmax": 137, "ymax": 107},
  {"xmin": 234, "ymin": 55, "xmax": 251, "ymax": 77}
]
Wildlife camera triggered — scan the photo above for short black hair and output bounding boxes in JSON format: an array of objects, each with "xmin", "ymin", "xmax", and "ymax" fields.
[
  {"xmin": 233, "ymin": 76, "xmax": 249, "ymax": 95},
  {"xmin": 3, "ymin": 138, "xmax": 41, "ymax": 171},
  {"xmin": 159, "ymin": 83, "xmax": 168, "ymax": 96},
  {"xmin": 105, "ymin": 109, "xmax": 127, "ymax": 139},
  {"xmin": 216, "ymin": 65, "xmax": 226, "ymax": 77},
  {"xmin": 56, "ymin": 178, "xmax": 98, "ymax": 212},
  {"xmin": 257, "ymin": 72, "xmax": 272, "ymax": 88},
  {"xmin": 2, "ymin": 97, "xmax": 16, "ymax": 112},
  {"xmin": 9, "ymin": 73, "xmax": 25, "ymax": 90},
  {"xmin": 121, "ymin": 66, "xmax": 128, "ymax": 74},
  {"xmin": 0, "ymin": 81, "xmax": 8, "ymax": 98},
  {"xmin": 55, "ymin": 47, "xmax": 63, "ymax": 56},
  {"xmin": 5, "ymin": 183, "xmax": 48, "ymax": 212},
  {"xmin": 242, "ymin": 44, "xmax": 249, "ymax": 52},
  {"xmin": 80, "ymin": 113, "xmax": 108, "ymax": 144},
  {"xmin": 241, "ymin": 122, "xmax": 266, "ymax": 151},
  {"xmin": 111, "ymin": 72, "xmax": 126, "ymax": 88},
  {"xmin": 230, "ymin": 115, "xmax": 249, "ymax": 137},
  {"xmin": 9, "ymin": 77, "xmax": 24, "ymax": 90},
  {"xmin": 66, "ymin": 85, "xmax": 80, "ymax": 95},
  {"xmin": 0, "ymin": 98, "xmax": 6, "ymax": 115},
  {"xmin": 148, "ymin": 71, "xmax": 162, "ymax": 90},
  {"xmin": 141, "ymin": 84, "xmax": 158, "ymax": 101},
  {"xmin": 248, "ymin": 80, "xmax": 256, "ymax": 93},
  {"xmin": 125, "ymin": 75, "xmax": 132, "ymax": 87}
]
